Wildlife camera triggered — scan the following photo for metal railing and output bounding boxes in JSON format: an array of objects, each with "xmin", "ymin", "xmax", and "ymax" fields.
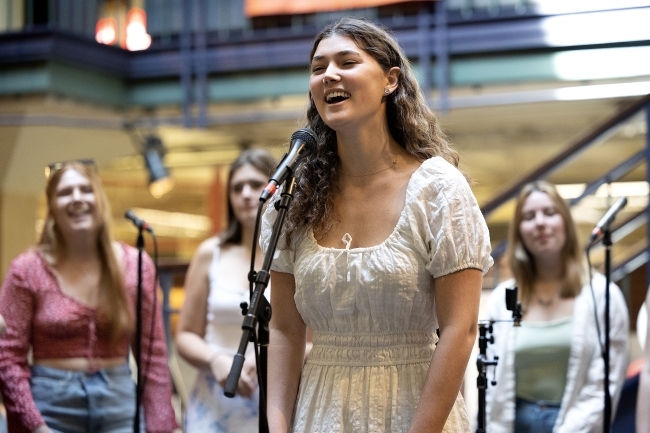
[{"xmin": 481, "ymin": 93, "xmax": 650, "ymax": 284}]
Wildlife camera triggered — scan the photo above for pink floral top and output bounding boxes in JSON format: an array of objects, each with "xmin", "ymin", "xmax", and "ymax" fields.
[{"xmin": 0, "ymin": 243, "xmax": 178, "ymax": 433}]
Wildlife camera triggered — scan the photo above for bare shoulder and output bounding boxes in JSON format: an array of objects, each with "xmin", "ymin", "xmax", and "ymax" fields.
[
  {"xmin": 196, "ymin": 236, "xmax": 221, "ymax": 256},
  {"xmin": 194, "ymin": 236, "xmax": 220, "ymax": 262}
]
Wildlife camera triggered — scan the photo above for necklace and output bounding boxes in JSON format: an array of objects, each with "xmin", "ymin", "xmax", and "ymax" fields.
[{"xmin": 338, "ymin": 160, "xmax": 396, "ymax": 177}]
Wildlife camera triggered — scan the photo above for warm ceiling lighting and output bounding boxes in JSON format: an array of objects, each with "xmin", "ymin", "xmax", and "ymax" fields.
[
  {"xmin": 125, "ymin": 8, "xmax": 151, "ymax": 51},
  {"xmin": 556, "ymin": 181, "xmax": 649, "ymax": 199},
  {"xmin": 95, "ymin": 17, "xmax": 117, "ymax": 45}
]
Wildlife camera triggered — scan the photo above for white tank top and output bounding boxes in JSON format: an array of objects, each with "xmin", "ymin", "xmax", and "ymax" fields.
[{"xmin": 204, "ymin": 242, "xmax": 270, "ymax": 357}]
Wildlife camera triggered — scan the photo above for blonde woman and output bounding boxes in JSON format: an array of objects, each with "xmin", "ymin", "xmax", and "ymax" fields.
[
  {"xmin": 485, "ymin": 181, "xmax": 629, "ymax": 433},
  {"xmin": 0, "ymin": 161, "xmax": 176, "ymax": 433}
]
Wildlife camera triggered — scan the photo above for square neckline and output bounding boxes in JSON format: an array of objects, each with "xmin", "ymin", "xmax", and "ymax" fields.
[{"xmin": 309, "ymin": 158, "xmax": 433, "ymax": 252}]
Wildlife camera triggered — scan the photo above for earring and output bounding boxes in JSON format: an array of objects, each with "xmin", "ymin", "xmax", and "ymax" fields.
[{"xmin": 384, "ymin": 89, "xmax": 391, "ymax": 94}]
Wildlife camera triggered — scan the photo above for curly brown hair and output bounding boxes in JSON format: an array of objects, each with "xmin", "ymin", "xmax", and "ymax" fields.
[{"xmin": 283, "ymin": 17, "xmax": 458, "ymax": 247}]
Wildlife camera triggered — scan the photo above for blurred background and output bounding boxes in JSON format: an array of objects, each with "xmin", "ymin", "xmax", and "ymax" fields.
[{"xmin": 1, "ymin": 0, "xmax": 650, "ymax": 429}]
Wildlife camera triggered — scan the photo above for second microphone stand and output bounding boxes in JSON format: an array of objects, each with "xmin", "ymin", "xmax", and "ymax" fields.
[{"xmin": 225, "ymin": 176, "xmax": 297, "ymax": 433}]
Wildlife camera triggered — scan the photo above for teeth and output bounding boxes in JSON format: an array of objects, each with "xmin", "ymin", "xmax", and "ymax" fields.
[
  {"xmin": 326, "ymin": 91, "xmax": 351, "ymax": 102},
  {"xmin": 69, "ymin": 208, "xmax": 89, "ymax": 217}
]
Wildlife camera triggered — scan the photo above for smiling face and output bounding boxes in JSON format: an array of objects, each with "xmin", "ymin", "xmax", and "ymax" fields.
[
  {"xmin": 228, "ymin": 163, "xmax": 268, "ymax": 230},
  {"xmin": 50, "ymin": 168, "xmax": 100, "ymax": 239},
  {"xmin": 519, "ymin": 190, "xmax": 567, "ymax": 260},
  {"xmin": 309, "ymin": 34, "xmax": 399, "ymax": 132}
]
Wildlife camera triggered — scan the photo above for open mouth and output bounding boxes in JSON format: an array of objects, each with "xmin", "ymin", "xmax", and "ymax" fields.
[
  {"xmin": 67, "ymin": 207, "xmax": 91, "ymax": 219},
  {"xmin": 326, "ymin": 91, "xmax": 351, "ymax": 104}
]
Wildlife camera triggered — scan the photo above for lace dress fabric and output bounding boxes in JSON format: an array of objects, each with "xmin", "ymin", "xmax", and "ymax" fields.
[
  {"xmin": 261, "ymin": 157, "xmax": 493, "ymax": 433},
  {"xmin": 185, "ymin": 243, "xmax": 265, "ymax": 432}
]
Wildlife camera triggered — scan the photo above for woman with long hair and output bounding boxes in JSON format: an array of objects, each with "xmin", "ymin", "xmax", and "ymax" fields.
[
  {"xmin": 485, "ymin": 180, "xmax": 629, "ymax": 432},
  {"xmin": 0, "ymin": 160, "xmax": 177, "ymax": 433},
  {"xmin": 175, "ymin": 149, "xmax": 278, "ymax": 432},
  {"xmin": 261, "ymin": 17, "xmax": 493, "ymax": 432}
]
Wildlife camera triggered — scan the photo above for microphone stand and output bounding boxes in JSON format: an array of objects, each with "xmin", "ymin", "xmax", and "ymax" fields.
[
  {"xmin": 225, "ymin": 176, "xmax": 297, "ymax": 433},
  {"xmin": 602, "ymin": 228, "xmax": 612, "ymax": 433},
  {"xmin": 476, "ymin": 287, "xmax": 521, "ymax": 433},
  {"xmin": 476, "ymin": 321, "xmax": 498, "ymax": 433},
  {"xmin": 133, "ymin": 225, "xmax": 145, "ymax": 433}
]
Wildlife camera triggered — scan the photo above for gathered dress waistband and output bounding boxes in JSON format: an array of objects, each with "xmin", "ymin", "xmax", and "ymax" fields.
[{"xmin": 307, "ymin": 331, "xmax": 435, "ymax": 367}]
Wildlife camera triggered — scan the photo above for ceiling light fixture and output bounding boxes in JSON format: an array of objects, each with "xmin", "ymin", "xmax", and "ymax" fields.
[{"xmin": 143, "ymin": 135, "xmax": 174, "ymax": 198}]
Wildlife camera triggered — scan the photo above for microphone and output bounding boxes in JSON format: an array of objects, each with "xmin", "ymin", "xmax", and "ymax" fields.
[
  {"xmin": 260, "ymin": 128, "xmax": 317, "ymax": 202},
  {"xmin": 587, "ymin": 197, "xmax": 627, "ymax": 247},
  {"xmin": 124, "ymin": 210, "xmax": 154, "ymax": 233}
]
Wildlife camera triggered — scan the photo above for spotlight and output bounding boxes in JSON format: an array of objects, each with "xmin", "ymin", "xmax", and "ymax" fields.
[{"xmin": 143, "ymin": 135, "xmax": 174, "ymax": 198}]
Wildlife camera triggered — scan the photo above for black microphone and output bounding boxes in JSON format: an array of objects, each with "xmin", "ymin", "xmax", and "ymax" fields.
[
  {"xmin": 124, "ymin": 210, "xmax": 154, "ymax": 233},
  {"xmin": 260, "ymin": 128, "xmax": 317, "ymax": 202},
  {"xmin": 587, "ymin": 197, "xmax": 627, "ymax": 247}
]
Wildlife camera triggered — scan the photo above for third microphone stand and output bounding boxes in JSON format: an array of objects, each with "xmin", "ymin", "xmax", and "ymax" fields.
[
  {"xmin": 600, "ymin": 229, "xmax": 613, "ymax": 433},
  {"xmin": 225, "ymin": 176, "xmax": 298, "ymax": 433},
  {"xmin": 476, "ymin": 287, "xmax": 521, "ymax": 433},
  {"xmin": 476, "ymin": 321, "xmax": 498, "ymax": 433}
]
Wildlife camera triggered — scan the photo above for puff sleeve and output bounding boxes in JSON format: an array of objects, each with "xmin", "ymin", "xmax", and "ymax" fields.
[
  {"xmin": 259, "ymin": 192, "xmax": 296, "ymax": 274},
  {"xmin": 407, "ymin": 157, "xmax": 493, "ymax": 278}
]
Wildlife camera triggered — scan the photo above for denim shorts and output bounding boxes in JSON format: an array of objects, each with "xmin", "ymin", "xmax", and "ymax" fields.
[
  {"xmin": 31, "ymin": 363, "xmax": 143, "ymax": 433},
  {"xmin": 515, "ymin": 397, "xmax": 561, "ymax": 433}
]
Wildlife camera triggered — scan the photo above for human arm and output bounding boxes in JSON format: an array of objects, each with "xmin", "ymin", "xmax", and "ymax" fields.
[
  {"xmin": 407, "ymin": 268, "xmax": 483, "ymax": 433},
  {"xmin": 174, "ymin": 238, "xmax": 257, "ymax": 398},
  {"xmin": 267, "ymin": 270, "xmax": 307, "ymax": 433},
  {"xmin": 637, "ymin": 289, "xmax": 650, "ymax": 433},
  {"xmin": 0, "ymin": 254, "xmax": 49, "ymax": 433},
  {"xmin": 136, "ymin": 252, "xmax": 178, "ymax": 433}
]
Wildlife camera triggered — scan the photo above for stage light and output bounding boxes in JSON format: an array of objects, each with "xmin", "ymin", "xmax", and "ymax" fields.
[{"xmin": 143, "ymin": 135, "xmax": 174, "ymax": 198}]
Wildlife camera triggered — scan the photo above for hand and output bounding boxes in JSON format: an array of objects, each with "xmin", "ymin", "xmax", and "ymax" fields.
[
  {"xmin": 210, "ymin": 353, "xmax": 258, "ymax": 399},
  {"xmin": 31, "ymin": 425, "xmax": 53, "ymax": 433},
  {"xmin": 243, "ymin": 356, "xmax": 258, "ymax": 382}
]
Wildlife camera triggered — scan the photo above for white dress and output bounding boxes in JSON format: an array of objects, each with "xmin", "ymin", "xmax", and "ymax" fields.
[
  {"xmin": 261, "ymin": 157, "xmax": 493, "ymax": 433},
  {"xmin": 185, "ymin": 243, "xmax": 266, "ymax": 432}
]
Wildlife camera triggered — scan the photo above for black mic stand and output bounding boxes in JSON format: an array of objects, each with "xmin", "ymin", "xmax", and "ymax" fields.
[
  {"xmin": 601, "ymin": 228, "xmax": 612, "ymax": 433},
  {"xmin": 476, "ymin": 321, "xmax": 498, "ymax": 433},
  {"xmin": 133, "ymin": 225, "xmax": 145, "ymax": 433},
  {"xmin": 476, "ymin": 287, "xmax": 521, "ymax": 433},
  {"xmin": 225, "ymin": 176, "xmax": 297, "ymax": 433}
]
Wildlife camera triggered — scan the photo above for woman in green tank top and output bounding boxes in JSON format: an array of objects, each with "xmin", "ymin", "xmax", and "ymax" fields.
[{"xmin": 485, "ymin": 181, "xmax": 629, "ymax": 433}]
